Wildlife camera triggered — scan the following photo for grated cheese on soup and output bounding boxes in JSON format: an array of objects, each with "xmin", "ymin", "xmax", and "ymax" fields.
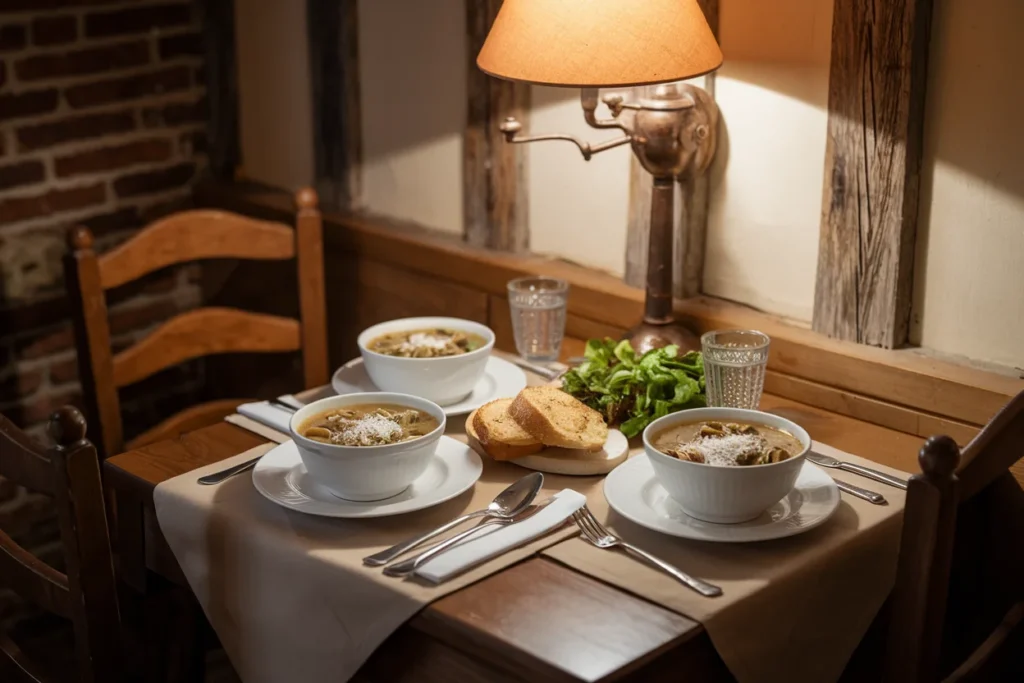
[
  {"xmin": 399, "ymin": 332, "xmax": 452, "ymax": 353},
  {"xmin": 688, "ymin": 433, "xmax": 765, "ymax": 466},
  {"xmin": 330, "ymin": 414, "xmax": 403, "ymax": 446}
]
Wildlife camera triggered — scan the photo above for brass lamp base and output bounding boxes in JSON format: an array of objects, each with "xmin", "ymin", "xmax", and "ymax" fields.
[{"xmin": 624, "ymin": 321, "xmax": 700, "ymax": 355}]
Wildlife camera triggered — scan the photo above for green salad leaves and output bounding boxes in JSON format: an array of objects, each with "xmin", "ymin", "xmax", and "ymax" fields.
[{"xmin": 561, "ymin": 338, "xmax": 706, "ymax": 438}]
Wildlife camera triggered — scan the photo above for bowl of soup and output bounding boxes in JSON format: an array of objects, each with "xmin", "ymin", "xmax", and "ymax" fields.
[
  {"xmin": 289, "ymin": 392, "xmax": 445, "ymax": 501},
  {"xmin": 357, "ymin": 317, "xmax": 495, "ymax": 406},
  {"xmin": 642, "ymin": 408, "xmax": 811, "ymax": 524}
]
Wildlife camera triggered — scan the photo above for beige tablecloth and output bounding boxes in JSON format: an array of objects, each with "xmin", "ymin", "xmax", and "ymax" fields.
[{"xmin": 543, "ymin": 442, "xmax": 909, "ymax": 683}]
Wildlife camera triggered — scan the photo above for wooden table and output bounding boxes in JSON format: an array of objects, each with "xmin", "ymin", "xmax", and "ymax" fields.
[{"xmin": 104, "ymin": 393, "xmax": 922, "ymax": 683}]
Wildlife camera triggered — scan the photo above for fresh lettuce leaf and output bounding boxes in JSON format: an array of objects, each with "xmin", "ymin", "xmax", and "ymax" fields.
[{"xmin": 560, "ymin": 338, "xmax": 707, "ymax": 438}]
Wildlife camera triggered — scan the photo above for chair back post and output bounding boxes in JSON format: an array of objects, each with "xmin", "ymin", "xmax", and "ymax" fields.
[
  {"xmin": 885, "ymin": 435, "xmax": 961, "ymax": 683},
  {"xmin": 64, "ymin": 227, "xmax": 123, "ymax": 458},
  {"xmin": 48, "ymin": 407, "xmax": 122, "ymax": 683},
  {"xmin": 294, "ymin": 188, "xmax": 330, "ymax": 388}
]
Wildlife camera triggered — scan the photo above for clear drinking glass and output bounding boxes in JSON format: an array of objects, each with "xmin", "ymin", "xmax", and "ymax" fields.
[
  {"xmin": 701, "ymin": 330, "xmax": 771, "ymax": 409},
  {"xmin": 507, "ymin": 277, "xmax": 569, "ymax": 362}
]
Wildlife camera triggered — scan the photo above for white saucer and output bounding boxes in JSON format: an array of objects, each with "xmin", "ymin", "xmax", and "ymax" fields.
[
  {"xmin": 603, "ymin": 455, "xmax": 840, "ymax": 543},
  {"xmin": 252, "ymin": 436, "xmax": 483, "ymax": 518},
  {"xmin": 331, "ymin": 356, "xmax": 527, "ymax": 417}
]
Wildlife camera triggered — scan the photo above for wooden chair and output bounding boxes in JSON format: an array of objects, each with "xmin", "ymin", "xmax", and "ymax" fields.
[
  {"xmin": 65, "ymin": 188, "xmax": 328, "ymax": 458},
  {"xmin": 0, "ymin": 406, "xmax": 123, "ymax": 683},
  {"xmin": 884, "ymin": 390, "xmax": 1024, "ymax": 682}
]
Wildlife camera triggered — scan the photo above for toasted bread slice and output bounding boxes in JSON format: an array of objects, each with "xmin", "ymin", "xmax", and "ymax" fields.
[
  {"xmin": 469, "ymin": 400, "xmax": 544, "ymax": 461},
  {"xmin": 508, "ymin": 386, "xmax": 608, "ymax": 451}
]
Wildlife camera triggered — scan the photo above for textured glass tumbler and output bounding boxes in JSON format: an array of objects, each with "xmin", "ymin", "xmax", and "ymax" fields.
[
  {"xmin": 701, "ymin": 330, "xmax": 771, "ymax": 409},
  {"xmin": 507, "ymin": 277, "xmax": 569, "ymax": 362}
]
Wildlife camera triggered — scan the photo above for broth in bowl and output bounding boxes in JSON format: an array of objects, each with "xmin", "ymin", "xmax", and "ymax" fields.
[
  {"xmin": 299, "ymin": 403, "xmax": 439, "ymax": 447},
  {"xmin": 653, "ymin": 420, "xmax": 802, "ymax": 466},
  {"xmin": 368, "ymin": 328, "xmax": 487, "ymax": 358}
]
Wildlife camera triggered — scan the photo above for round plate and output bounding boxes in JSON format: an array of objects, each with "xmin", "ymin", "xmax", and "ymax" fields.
[
  {"xmin": 331, "ymin": 356, "xmax": 527, "ymax": 417},
  {"xmin": 252, "ymin": 436, "xmax": 483, "ymax": 518},
  {"xmin": 603, "ymin": 455, "xmax": 840, "ymax": 543}
]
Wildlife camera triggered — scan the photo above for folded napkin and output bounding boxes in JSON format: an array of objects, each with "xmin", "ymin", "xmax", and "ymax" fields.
[
  {"xmin": 235, "ymin": 395, "xmax": 303, "ymax": 435},
  {"xmin": 417, "ymin": 489, "xmax": 586, "ymax": 583}
]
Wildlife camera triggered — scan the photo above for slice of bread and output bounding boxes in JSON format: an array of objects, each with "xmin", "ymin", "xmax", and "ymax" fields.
[
  {"xmin": 508, "ymin": 386, "xmax": 608, "ymax": 452},
  {"xmin": 469, "ymin": 400, "xmax": 544, "ymax": 461}
]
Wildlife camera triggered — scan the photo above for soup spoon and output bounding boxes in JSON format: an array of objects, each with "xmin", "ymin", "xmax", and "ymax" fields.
[{"xmin": 362, "ymin": 471, "xmax": 543, "ymax": 566}]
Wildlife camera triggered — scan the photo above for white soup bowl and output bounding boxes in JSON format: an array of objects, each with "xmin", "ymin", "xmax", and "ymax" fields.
[
  {"xmin": 357, "ymin": 317, "xmax": 495, "ymax": 406},
  {"xmin": 643, "ymin": 407, "xmax": 811, "ymax": 524},
  {"xmin": 289, "ymin": 392, "xmax": 445, "ymax": 501}
]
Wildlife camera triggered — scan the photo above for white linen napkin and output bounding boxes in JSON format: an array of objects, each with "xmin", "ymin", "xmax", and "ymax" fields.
[
  {"xmin": 235, "ymin": 395, "xmax": 303, "ymax": 434},
  {"xmin": 416, "ymin": 489, "xmax": 587, "ymax": 583}
]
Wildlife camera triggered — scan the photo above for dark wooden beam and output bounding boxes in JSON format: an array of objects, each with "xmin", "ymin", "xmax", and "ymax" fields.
[
  {"xmin": 307, "ymin": 0, "xmax": 362, "ymax": 210},
  {"xmin": 624, "ymin": 0, "xmax": 719, "ymax": 298},
  {"xmin": 201, "ymin": 0, "xmax": 240, "ymax": 180},
  {"xmin": 813, "ymin": 0, "xmax": 935, "ymax": 348},
  {"xmin": 464, "ymin": 0, "xmax": 530, "ymax": 252}
]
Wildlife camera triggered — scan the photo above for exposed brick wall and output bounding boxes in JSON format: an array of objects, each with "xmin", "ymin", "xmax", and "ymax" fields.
[{"xmin": 0, "ymin": 0, "xmax": 210, "ymax": 623}]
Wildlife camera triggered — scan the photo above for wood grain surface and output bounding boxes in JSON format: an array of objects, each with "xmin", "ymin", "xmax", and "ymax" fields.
[
  {"xmin": 464, "ymin": 0, "xmax": 529, "ymax": 252},
  {"xmin": 97, "ymin": 211, "xmax": 295, "ymax": 290},
  {"xmin": 813, "ymin": 0, "xmax": 935, "ymax": 348}
]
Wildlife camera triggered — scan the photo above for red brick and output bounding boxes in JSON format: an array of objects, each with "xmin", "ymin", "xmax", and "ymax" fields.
[
  {"xmin": 0, "ymin": 182, "xmax": 105, "ymax": 223},
  {"xmin": 0, "ymin": 23, "xmax": 25, "ymax": 51},
  {"xmin": 85, "ymin": 4, "xmax": 191, "ymax": 39},
  {"xmin": 64, "ymin": 66, "xmax": 191, "ymax": 109},
  {"xmin": 16, "ymin": 41, "xmax": 149, "ymax": 82},
  {"xmin": 0, "ymin": 89, "xmax": 59, "ymax": 122},
  {"xmin": 13, "ymin": 325, "xmax": 73, "ymax": 361},
  {"xmin": 159, "ymin": 31, "xmax": 201, "ymax": 60},
  {"xmin": 143, "ymin": 96, "xmax": 207, "ymax": 127},
  {"xmin": 17, "ymin": 110, "xmax": 135, "ymax": 151},
  {"xmin": 113, "ymin": 162, "xmax": 194, "ymax": 198},
  {"xmin": 31, "ymin": 16, "xmax": 77, "ymax": 46},
  {"xmin": 108, "ymin": 298, "xmax": 178, "ymax": 335},
  {"xmin": 0, "ymin": 367, "xmax": 43, "ymax": 399},
  {"xmin": 48, "ymin": 357, "xmax": 78, "ymax": 385},
  {"xmin": 55, "ymin": 138, "xmax": 172, "ymax": 178},
  {"xmin": 0, "ymin": 160, "xmax": 45, "ymax": 191},
  {"xmin": 79, "ymin": 206, "xmax": 140, "ymax": 237}
]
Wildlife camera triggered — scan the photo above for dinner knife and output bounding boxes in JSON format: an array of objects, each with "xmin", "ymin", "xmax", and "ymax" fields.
[
  {"xmin": 807, "ymin": 453, "xmax": 907, "ymax": 490},
  {"xmin": 833, "ymin": 477, "xmax": 887, "ymax": 505}
]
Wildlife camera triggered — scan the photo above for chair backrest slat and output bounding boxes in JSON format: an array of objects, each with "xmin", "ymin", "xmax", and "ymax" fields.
[
  {"xmin": 111, "ymin": 308, "xmax": 302, "ymax": 388},
  {"xmin": 0, "ymin": 421, "xmax": 55, "ymax": 496},
  {"xmin": 66, "ymin": 188, "xmax": 326, "ymax": 457},
  {"xmin": 958, "ymin": 396, "xmax": 1024, "ymax": 501},
  {"xmin": 0, "ymin": 407, "xmax": 123, "ymax": 683},
  {"xmin": 0, "ymin": 529, "xmax": 71, "ymax": 618},
  {"xmin": 97, "ymin": 210, "xmax": 295, "ymax": 290}
]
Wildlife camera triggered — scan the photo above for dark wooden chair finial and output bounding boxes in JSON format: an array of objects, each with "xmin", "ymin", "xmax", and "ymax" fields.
[
  {"xmin": 295, "ymin": 186, "xmax": 319, "ymax": 210},
  {"xmin": 67, "ymin": 225, "xmax": 94, "ymax": 250},
  {"xmin": 48, "ymin": 405, "xmax": 88, "ymax": 447},
  {"xmin": 919, "ymin": 434, "xmax": 960, "ymax": 480}
]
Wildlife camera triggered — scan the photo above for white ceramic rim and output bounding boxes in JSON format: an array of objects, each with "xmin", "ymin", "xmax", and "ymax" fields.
[
  {"xmin": 356, "ymin": 317, "xmax": 496, "ymax": 363},
  {"xmin": 330, "ymin": 355, "xmax": 529, "ymax": 418},
  {"xmin": 289, "ymin": 391, "xmax": 446, "ymax": 454},
  {"xmin": 642, "ymin": 407, "xmax": 811, "ymax": 470},
  {"xmin": 251, "ymin": 437, "xmax": 483, "ymax": 519},
  {"xmin": 603, "ymin": 455, "xmax": 841, "ymax": 542}
]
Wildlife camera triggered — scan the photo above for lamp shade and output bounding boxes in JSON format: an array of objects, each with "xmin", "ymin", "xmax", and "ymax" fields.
[{"xmin": 477, "ymin": 0, "xmax": 723, "ymax": 88}]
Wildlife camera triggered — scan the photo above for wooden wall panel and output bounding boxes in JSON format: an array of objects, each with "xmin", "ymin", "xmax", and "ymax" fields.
[
  {"xmin": 203, "ymin": 0, "xmax": 240, "ymax": 179},
  {"xmin": 307, "ymin": 0, "xmax": 362, "ymax": 209},
  {"xmin": 464, "ymin": 0, "xmax": 530, "ymax": 252},
  {"xmin": 813, "ymin": 0, "xmax": 935, "ymax": 348}
]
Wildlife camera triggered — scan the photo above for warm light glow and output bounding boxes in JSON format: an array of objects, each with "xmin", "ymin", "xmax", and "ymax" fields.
[{"xmin": 477, "ymin": 0, "xmax": 723, "ymax": 88}]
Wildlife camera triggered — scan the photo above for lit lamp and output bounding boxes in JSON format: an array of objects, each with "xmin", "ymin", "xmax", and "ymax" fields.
[{"xmin": 477, "ymin": 0, "xmax": 723, "ymax": 352}]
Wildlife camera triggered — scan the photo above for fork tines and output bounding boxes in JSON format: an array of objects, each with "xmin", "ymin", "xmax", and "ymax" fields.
[{"xmin": 572, "ymin": 506, "xmax": 610, "ymax": 543}]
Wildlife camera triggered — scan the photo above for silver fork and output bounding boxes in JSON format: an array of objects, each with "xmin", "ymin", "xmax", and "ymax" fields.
[{"xmin": 572, "ymin": 507, "xmax": 722, "ymax": 598}]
